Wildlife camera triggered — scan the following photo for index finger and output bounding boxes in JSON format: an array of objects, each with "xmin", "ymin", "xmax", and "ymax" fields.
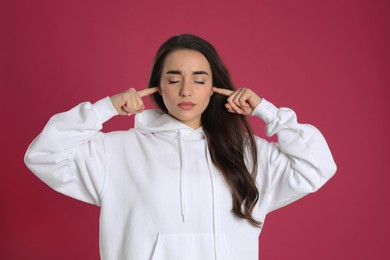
[
  {"xmin": 213, "ymin": 87, "xmax": 234, "ymax": 97},
  {"xmin": 138, "ymin": 87, "xmax": 160, "ymax": 97}
]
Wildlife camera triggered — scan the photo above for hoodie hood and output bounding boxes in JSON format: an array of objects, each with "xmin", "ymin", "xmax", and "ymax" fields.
[{"xmin": 134, "ymin": 109, "xmax": 204, "ymax": 134}]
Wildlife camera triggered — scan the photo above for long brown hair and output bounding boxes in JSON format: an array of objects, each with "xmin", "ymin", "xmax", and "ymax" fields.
[{"xmin": 148, "ymin": 34, "xmax": 260, "ymax": 227}]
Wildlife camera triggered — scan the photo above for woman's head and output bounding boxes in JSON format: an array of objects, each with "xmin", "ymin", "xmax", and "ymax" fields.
[
  {"xmin": 156, "ymin": 48, "xmax": 213, "ymax": 129},
  {"xmin": 148, "ymin": 34, "xmax": 234, "ymax": 127}
]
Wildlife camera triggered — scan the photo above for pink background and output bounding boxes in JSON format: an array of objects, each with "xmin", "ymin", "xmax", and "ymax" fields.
[{"xmin": 1, "ymin": 0, "xmax": 389, "ymax": 259}]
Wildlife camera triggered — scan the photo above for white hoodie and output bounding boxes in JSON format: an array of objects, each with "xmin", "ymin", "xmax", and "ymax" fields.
[{"xmin": 24, "ymin": 97, "xmax": 336, "ymax": 260}]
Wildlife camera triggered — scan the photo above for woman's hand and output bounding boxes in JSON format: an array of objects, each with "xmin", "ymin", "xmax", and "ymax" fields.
[
  {"xmin": 213, "ymin": 87, "xmax": 262, "ymax": 115},
  {"xmin": 110, "ymin": 87, "xmax": 159, "ymax": 116}
]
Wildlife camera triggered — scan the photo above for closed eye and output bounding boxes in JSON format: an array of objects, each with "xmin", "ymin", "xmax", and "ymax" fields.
[
  {"xmin": 168, "ymin": 80, "xmax": 180, "ymax": 84},
  {"xmin": 195, "ymin": 81, "xmax": 205, "ymax": 84}
]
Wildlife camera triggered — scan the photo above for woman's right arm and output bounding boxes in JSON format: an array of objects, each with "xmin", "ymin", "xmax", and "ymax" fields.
[
  {"xmin": 24, "ymin": 97, "xmax": 118, "ymax": 205},
  {"xmin": 24, "ymin": 87, "xmax": 159, "ymax": 205}
]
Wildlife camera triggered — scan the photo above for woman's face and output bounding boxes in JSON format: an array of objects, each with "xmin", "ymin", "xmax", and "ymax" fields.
[{"xmin": 160, "ymin": 49, "xmax": 213, "ymax": 129}]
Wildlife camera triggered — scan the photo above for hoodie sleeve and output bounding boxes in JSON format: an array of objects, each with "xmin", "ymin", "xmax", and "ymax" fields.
[
  {"xmin": 253, "ymin": 99, "xmax": 337, "ymax": 213},
  {"xmin": 24, "ymin": 97, "xmax": 119, "ymax": 205}
]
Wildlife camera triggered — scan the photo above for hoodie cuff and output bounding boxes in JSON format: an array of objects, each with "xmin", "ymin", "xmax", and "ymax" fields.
[
  {"xmin": 251, "ymin": 98, "xmax": 278, "ymax": 124},
  {"xmin": 92, "ymin": 97, "xmax": 119, "ymax": 123}
]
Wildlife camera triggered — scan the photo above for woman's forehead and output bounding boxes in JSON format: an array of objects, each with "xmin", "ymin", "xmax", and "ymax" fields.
[{"xmin": 163, "ymin": 49, "xmax": 211, "ymax": 73}]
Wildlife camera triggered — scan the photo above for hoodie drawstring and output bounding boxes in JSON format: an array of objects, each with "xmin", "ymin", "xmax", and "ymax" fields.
[
  {"xmin": 205, "ymin": 137, "xmax": 218, "ymax": 260},
  {"xmin": 178, "ymin": 130, "xmax": 186, "ymax": 222}
]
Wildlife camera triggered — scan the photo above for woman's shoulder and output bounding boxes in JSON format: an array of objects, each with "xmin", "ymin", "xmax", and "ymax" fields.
[
  {"xmin": 103, "ymin": 128, "xmax": 138, "ymax": 139},
  {"xmin": 253, "ymin": 134, "xmax": 274, "ymax": 152}
]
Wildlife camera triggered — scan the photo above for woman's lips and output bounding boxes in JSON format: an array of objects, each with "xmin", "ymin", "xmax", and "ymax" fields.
[{"xmin": 178, "ymin": 102, "xmax": 195, "ymax": 110}]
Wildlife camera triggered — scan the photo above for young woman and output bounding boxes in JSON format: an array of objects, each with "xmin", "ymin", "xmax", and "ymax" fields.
[{"xmin": 25, "ymin": 34, "xmax": 336, "ymax": 260}]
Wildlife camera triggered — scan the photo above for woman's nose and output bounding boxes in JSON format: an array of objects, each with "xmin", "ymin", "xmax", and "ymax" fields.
[{"xmin": 179, "ymin": 80, "xmax": 192, "ymax": 97}]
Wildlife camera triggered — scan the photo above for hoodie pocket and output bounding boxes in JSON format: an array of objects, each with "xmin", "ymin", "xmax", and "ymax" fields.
[{"xmin": 151, "ymin": 233, "xmax": 232, "ymax": 260}]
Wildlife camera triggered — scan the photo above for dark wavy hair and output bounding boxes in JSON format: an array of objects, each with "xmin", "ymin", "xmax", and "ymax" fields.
[{"xmin": 148, "ymin": 34, "xmax": 260, "ymax": 227}]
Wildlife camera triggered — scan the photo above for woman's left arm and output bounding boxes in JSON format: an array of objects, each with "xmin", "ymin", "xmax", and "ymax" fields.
[{"xmin": 213, "ymin": 87, "xmax": 337, "ymax": 212}]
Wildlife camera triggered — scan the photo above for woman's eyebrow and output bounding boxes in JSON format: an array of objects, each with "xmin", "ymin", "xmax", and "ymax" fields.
[
  {"xmin": 193, "ymin": 71, "xmax": 209, "ymax": 75},
  {"xmin": 165, "ymin": 70, "xmax": 209, "ymax": 75},
  {"xmin": 166, "ymin": 70, "xmax": 181, "ymax": 75}
]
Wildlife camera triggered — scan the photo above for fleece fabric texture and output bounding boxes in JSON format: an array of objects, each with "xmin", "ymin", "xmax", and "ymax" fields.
[{"xmin": 25, "ymin": 97, "xmax": 336, "ymax": 260}]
